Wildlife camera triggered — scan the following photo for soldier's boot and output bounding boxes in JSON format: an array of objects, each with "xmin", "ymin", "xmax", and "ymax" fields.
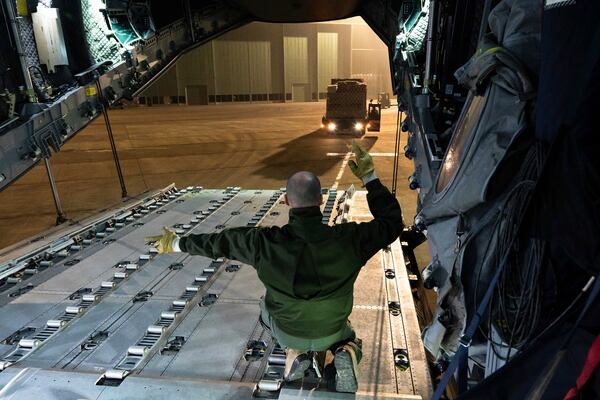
[
  {"xmin": 334, "ymin": 338, "xmax": 363, "ymax": 393},
  {"xmin": 284, "ymin": 349, "xmax": 312, "ymax": 382}
]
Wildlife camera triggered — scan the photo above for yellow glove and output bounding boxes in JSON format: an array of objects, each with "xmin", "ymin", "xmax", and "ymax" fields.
[
  {"xmin": 348, "ymin": 140, "xmax": 374, "ymax": 179},
  {"xmin": 144, "ymin": 227, "xmax": 178, "ymax": 254}
]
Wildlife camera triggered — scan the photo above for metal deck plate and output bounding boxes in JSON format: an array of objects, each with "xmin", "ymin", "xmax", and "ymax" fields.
[{"xmin": 0, "ymin": 186, "xmax": 431, "ymax": 399}]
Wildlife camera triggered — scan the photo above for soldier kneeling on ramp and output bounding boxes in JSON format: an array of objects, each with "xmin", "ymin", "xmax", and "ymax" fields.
[{"xmin": 146, "ymin": 141, "xmax": 403, "ymax": 393}]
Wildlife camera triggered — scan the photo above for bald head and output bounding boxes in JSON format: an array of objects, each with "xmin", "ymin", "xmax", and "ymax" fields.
[{"xmin": 286, "ymin": 171, "xmax": 322, "ymax": 208}]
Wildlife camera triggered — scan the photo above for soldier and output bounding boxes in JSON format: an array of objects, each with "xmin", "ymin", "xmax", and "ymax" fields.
[{"xmin": 146, "ymin": 141, "xmax": 402, "ymax": 392}]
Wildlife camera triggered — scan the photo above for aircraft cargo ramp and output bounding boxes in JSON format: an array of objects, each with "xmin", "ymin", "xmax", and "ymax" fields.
[{"xmin": 0, "ymin": 185, "xmax": 431, "ymax": 399}]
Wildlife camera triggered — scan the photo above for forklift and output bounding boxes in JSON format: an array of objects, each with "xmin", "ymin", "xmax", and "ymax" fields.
[{"xmin": 367, "ymin": 99, "xmax": 381, "ymax": 132}]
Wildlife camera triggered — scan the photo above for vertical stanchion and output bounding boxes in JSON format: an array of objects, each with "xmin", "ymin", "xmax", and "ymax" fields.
[
  {"xmin": 43, "ymin": 157, "xmax": 67, "ymax": 225},
  {"xmin": 391, "ymin": 108, "xmax": 402, "ymax": 195},
  {"xmin": 95, "ymin": 78, "xmax": 128, "ymax": 198}
]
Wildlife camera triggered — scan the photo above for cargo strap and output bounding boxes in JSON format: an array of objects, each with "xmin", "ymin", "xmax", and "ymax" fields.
[{"xmin": 431, "ymin": 246, "xmax": 510, "ymax": 400}]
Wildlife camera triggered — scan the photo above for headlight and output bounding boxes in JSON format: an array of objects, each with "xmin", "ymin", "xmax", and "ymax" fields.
[
  {"xmin": 320, "ymin": 123, "xmax": 325, "ymax": 128},
  {"xmin": 328, "ymin": 123, "xmax": 336, "ymax": 131},
  {"xmin": 354, "ymin": 122, "xmax": 364, "ymax": 131},
  {"xmin": 366, "ymin": 123, "xmax": 371, "ymax": 129}
]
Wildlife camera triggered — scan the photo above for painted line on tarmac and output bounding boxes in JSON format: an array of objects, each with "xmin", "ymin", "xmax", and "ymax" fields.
[
  {"xmin": 327, "ymin": 152, "xmax": 396, "ymax": 157},
  {"xmin": 332, "ymin": 152, "xmax": 352, "ymax": 190}
]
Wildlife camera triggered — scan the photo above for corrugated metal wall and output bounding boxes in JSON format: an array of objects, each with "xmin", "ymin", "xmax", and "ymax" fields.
[
  {"xmin": 138, "ymin": 18, "xmax": 391, "ymax": 104},
  {"xmin": 283, "ymin": 36, "xmax": 309, "ymax": 96},
  {"xmin": 248, "ymin": 41, "xmax": 271, "ymax": 97},
  {"xmin": 213, "ymin": 41, "xmax": 250, "ymax": 96},
  {"xmin": 317, "ymin": 32, "xmax": 338, "ymax": 97},
  {"xmin": 176, "ymin": 44, "xmax": 214, "ymax": 96},
  {"xmin": 351, "ymin": 24, "xmax": 392, "ymax": 98}
]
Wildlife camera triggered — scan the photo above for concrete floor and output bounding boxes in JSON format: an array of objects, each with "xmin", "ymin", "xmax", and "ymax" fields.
[{"xmin": 0, "ymin": 102, "xmax": 427, "ymax": 267}]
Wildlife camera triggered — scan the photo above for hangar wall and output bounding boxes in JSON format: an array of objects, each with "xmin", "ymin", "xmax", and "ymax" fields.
[{"xmin": 138, "ymin": 17, "xmax": 391, "ymax": 104}]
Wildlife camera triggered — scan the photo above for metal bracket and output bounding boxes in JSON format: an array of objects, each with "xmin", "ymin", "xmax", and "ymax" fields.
[
  {"xmin": 161, "ymin": 336, "xmax": 186, "ymax": 355},
  {"xmin": 133, "ymin": 290, "xmax": 153, "ymax": 303},
  {"xmin": 81, "ymin": 330, "xmax": 109, "ymax": 351},
  {"xmin": 244, "ymin": 340, "xmax": 267, "ymax": 362},
  {"xmin": 199, "ymin": 293, "xmax": 218, "ymax": 307},
  {"xmin": 1, "ymin": 327, "xmax": 36, "ymax": 345},
  {"xmin": 459, "ymin": 335, "xmax": 472, "ymax": 348}
]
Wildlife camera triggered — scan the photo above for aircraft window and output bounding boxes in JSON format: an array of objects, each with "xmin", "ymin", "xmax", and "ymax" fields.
[{"xmin": 436, "ymin": 94, "xmax": 485, "ymax": 193}]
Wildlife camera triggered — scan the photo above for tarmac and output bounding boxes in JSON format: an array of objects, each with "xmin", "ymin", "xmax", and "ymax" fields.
[{"xmin": 0, "ymin": 101, "xmax": 427, "ymax": 268}]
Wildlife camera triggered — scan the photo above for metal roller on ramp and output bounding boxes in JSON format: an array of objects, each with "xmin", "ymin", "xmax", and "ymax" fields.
[{"xmin": 0, "ymin": 185, "xmax": 431, "ymax": 399}]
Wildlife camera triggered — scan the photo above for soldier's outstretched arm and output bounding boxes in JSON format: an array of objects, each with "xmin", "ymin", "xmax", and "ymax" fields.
[
  {"xmin": 348, "ymin": 140, "xmax": 403, "ymax": 262},
  {"xmin": 145, "ymin": 227, "xmax": 260, "ymax": 265}
]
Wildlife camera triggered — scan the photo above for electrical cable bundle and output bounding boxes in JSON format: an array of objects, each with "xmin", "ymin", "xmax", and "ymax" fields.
[{"xmin": 474, "ymin": 141, "xmax": 545, "ymax": 359}]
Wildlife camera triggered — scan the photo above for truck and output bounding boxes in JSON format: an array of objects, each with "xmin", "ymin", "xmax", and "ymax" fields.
[{"xmin": 321, "ymin": 79, "xmax": 368, "ymax": 135}]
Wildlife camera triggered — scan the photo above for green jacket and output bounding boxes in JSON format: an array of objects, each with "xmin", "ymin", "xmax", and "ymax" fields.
[{"xmin": 179, "ymin": 179, "xmax": 403, "ymax": 338}]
